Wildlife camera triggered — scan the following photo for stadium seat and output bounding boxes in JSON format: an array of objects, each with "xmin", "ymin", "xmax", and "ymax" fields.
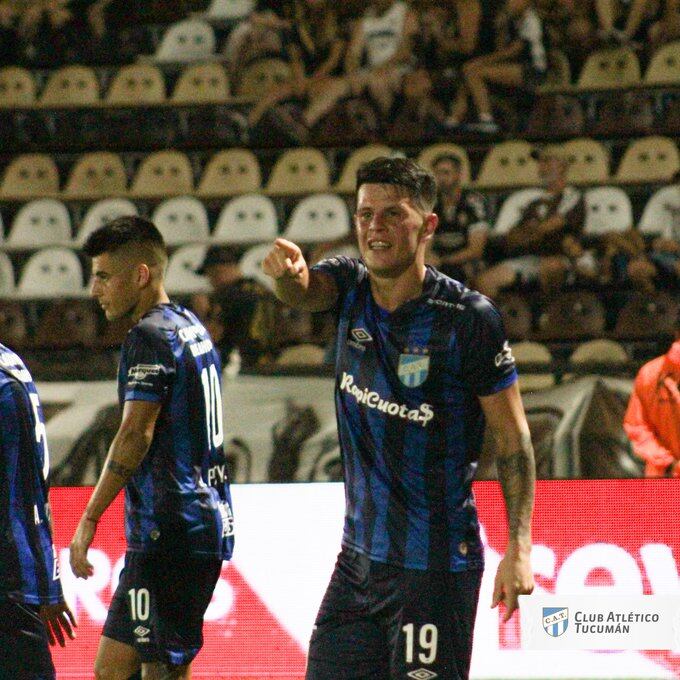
[
  {"xmin": 560, "ymin": 138, "xmax": 610, "ymax": 185},
  {"xmin": 213, "ymin": 194, "xmax": 278, "ymax": 244},
  {"xmin": 204, "ymin": 0, "xmax": 255, "ymax": 19},
  {"xmin": 577, "ymin": 47, "xmax": 641, "ymax": 89},
  {"xmin": 569, "ymin": 339, "xmax": 628, "ymax": 365},
  {"xmin": 283, "ymin": 194, "xmax": 350, "ymax": 243},
  {"xmin": 8, "ymin": 199, "xmax": 72, "ymax": 247},
  {"xmin": 172, "ymin": 62, "xmax": 229, "ymax": 104},
  {"xmin": 496, "ymin": 294, "xmax": 532, "ymax": 340},
  {"xmin": 510, "ymin": 341, "xmax": 555, "ymax": 392},
  {"xmin": 237, "ymin": 58, "xmax": 291, "ymax": 99},
  {"xmin": 475, "ymin": 141, "xmax": 539, "ymax": 188},
  {"xmin": 151, "ymin": 196, "xmax": 210, "ymax": 245},
  {"xmin": 153, "ymin": 19, "xmax": 216, "ymax": 62},
  {"xmin": 644, "ymin": 40, "xmax": 680, "ymax": 84},
  {"xmin": 76, "ymin": 198, "xmax": 139, "ymax": 246},
  {"xmin": 615, "ymin": 136, "xmax": 680, "ymax": 183},
  {"xmin": 64, "ymin": 152, "xmax": 128, "ymax": 198},
  {"xmin": 0, "ymin": 66, "xmax": 37, "ymax": 107},
  {"xmin": 493, "ymin": 188, "xmax": 544, "ymax": 234},
  {"xmin": 18, "ymin": 247, "xmax": 84, "ymax": 297},
  {"xmin": 131, "ymin": 151, "xmax": 194, "ymax": 197},
  {"xmin": 1, "ymin": 154, "xmax": 60, "ymax": 198},
  {"xmin": 416, "ymin": 144, "xmax": 471, "ymax": 184},
  {"xmin": 276, "ymin": 343, "xmax": 326, "ymax": 365},
  {"xmin": 239, "ymin": 243, "xmax": 274, "ymax": 291},
  {"xmin": 613, "ymin": 291, "xmax": 678, "ymax": 339},
  {"xmin": 536, "ymin": 292, "xmax": 606, "ymax": 340},
  {"xmin": 33, "ymin": 300, "xmax": 98, "ymax": 349},
  {"xmin": 334, "ymin": 144, "xmax": 394, "ymax": 193},
  {"xmin": 39, "ymin": 65, "xmax": 100, "ymax": 107},
  {"xmin": 105, "ymin": 64, "xmax": 166, "ymax": 105},
  {"xmin": 198, "ymin": 149, "xmax": 261, "ymax": 196},
  {"xmin": 266, "ymin": 148, "xmax": 330, "ymax": 194},
  {"xmin": 165, "ymin": 244, "xmax": 210, "ymax": 293},
  {"xmin": 0, "ymin": 300, "xmax": 27, "ymax": 347},
  {"xmin": 638, "ymin": 185, "xmax": 680, "ymax": 237},
  {"xmin": 0, "ymin": 252, "xmax": 15, "ymax": 295},
  {"xmin": 583, "ymin": 187, "xmax": 633, "ymax": 235}
]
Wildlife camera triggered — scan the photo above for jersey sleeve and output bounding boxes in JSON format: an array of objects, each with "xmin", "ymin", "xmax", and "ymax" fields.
[
  {"xmin": 121, "ymin": 324, "xmax": 176, "ymax": 403},
  {"xmin": 458, "ymin": 295, "xmax": 518, "ymax": 396},
  {"xmin": 310, "ymin": 256, "xmax": 365, "ymax": 305}
]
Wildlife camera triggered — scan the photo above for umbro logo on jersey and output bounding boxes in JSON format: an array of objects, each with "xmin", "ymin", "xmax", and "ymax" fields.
[
  {"xmin": 407, "ymin": 670, "xmax": 438, "ymax": 680},
  {"xmin": 350, "ymin": 328, "xmax": 373, "ymax": 343},
  {"xmin": 134, "ymin": 626, "xmax": 150, "ymax": 639}
]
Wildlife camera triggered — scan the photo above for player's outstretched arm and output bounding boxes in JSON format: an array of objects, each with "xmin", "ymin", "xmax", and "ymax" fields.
[
  {"xmin": 39, "ymin": 601, "xmax": 77, "ymax": 647},
  {"xmin": 69, "ymin": 400, "xmax": 161, "ymax": 578},
  {"xmin": 479, "ymin": 382, "xmax": 535, "ymax": 622},
  {"xmin": 262, "ymin": 238, "xmax": 338, "ymax": 312}
]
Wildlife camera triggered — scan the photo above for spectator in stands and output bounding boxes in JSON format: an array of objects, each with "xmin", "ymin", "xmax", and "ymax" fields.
[
  {"xmin": 0, "ymin": 2, "xmax": 19, "ymax": 64},
  {"xmin": 246, "ymin": 0, "xmax": 346, "ymax": 139},
  {"xmin": 195, "ymin": 245, "xmax": 278, "ymax": 368},
  {"xmin": 427, "ymin": 153, "xmax": 489, "ymax": 284},
  {"xmin": 649, "ymin": 0, "xmax": 680, "ymax": 49},
  {"xmin": 476, "ymin": 148, "xmax": 589, "ymax": 298},
  {"xmin": 595, "ymin": 0, "xmax": 662, "ymax": 45},
  {"xmin": 445, "ymin": 0, "xmax": 548, "ymax": 133},
  {"xmin": 624, "ymin": 311, "xmax": 680, "ymax": 477}
]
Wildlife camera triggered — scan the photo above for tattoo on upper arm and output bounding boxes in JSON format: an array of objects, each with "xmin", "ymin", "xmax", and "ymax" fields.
[
  {"xmin": 107, "ymin": 459, "xmax": 134, "ymax": 479},
  {"xmin": 496, "ymin": 434, "xmax": 536, "ymax": 540}
]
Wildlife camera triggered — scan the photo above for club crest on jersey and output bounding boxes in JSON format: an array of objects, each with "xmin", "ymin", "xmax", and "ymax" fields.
[{"xmin": 398, "ymin": 347, "xmax": 430, "ymax": 387}]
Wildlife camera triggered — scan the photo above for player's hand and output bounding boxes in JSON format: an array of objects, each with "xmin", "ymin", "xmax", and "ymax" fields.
[
  {"xmin": 262, "ymin": 238, "xmax": 307, "ymax": 281},
  {"xmin": 491, "ymin": 549, "xmax": 534, "ymax": 622},
  {"xmin": 39, "ymin": 601, "xmax": 77, "ymax": 647},
  {"xmin": 69, "ymin": 516, "xmax": 97, "ymax": 579}
]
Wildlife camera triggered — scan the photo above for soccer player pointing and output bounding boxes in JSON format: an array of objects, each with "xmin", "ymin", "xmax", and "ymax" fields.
[
  {"xmin": 264, "ymin": 157, "xmax": 535, "ymax": 680},
  {"xmin": 69, "ymin": 217, "xmax": 234, "ymax": 680}
]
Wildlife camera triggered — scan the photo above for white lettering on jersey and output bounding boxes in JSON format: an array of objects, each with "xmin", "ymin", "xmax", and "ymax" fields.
[
  {"xmin": 340, "ymin": 372, "xmax": 434, "ymax": 427},
  {"xmin": 127, "ymin": 364, "xmax": 162, "ymax": 381},
  {"xmin": 494, "ymin": 340, "xmax": 515, "ymax": 368}
]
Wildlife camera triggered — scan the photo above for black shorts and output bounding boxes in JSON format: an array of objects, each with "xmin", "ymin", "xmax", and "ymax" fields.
[
  {"xmin": 306, "ymin": 547, "xmax": 483, "ymax": 680},
  {"xmin": 102, "ymin": 551, "xmax": 222, "ymax": 666},
  {"xmin": 0, "ymin": 599, "xmax": 55, "ymax": 680}
]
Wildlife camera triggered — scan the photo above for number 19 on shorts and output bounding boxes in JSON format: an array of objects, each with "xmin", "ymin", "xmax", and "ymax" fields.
[{"xmin": 402, "ymin": 623, "xmax": 438, "ymax": 664}]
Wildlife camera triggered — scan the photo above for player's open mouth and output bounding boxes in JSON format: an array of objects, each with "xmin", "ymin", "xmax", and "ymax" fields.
[{"xmin": 368, "ymin": 241, "xmax": 391, "ymax": 250}]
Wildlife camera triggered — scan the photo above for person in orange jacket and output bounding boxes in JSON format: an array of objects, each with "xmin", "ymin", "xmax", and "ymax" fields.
[{"xmin": 624, "ymin": 323, "xmax": 680, "ymax": 478}]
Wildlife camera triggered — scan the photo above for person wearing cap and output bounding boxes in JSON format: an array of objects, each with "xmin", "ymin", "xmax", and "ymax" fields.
[
  {"xmin": 624, "ymin": 314, "xmax": 680, "ymax": 478},
  {"xmin": 476, "ymin": 147, "xmax": 591, "ymax": 299}
]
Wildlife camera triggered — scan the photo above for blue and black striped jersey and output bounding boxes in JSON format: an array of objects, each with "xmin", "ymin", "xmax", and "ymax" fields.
[
  {"xmin": 118, "ymin": 303, "xmax": 234, "ymax": 560},
  {"xmin": 311, "ymin": 258, "xmax": 517, "ymax": 572},
  {"xmin": 0, "ymin": 344, "xmax": 63, "ymax": 605}
]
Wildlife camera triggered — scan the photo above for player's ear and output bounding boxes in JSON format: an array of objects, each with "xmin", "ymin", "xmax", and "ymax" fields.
[
  {"xmin": 137, "ymin": 263, "xmax": 151, "ymax": 287},
  {"xmin": 421, "ymin": 212, "xmax": 438, "ymax": 242}
]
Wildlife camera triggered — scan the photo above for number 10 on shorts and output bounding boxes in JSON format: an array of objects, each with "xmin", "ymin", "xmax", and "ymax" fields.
[{"xmin": 402, "ymin": 623, "xmax": 438, "ymax": 664}]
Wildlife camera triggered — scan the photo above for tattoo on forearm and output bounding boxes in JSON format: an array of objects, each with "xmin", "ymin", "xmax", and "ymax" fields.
[
  {"xmin": 107, "ymin": 459, "xmax": 134, "ymax": 480},
  {"xmin": 496, "ymin": 434, "xmax": 536, "ymax": 541}
]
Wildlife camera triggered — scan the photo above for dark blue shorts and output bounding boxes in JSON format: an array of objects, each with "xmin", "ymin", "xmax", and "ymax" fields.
[
  {"xmin": 306, "ymin": 547, "xmax": 483, "ymax": 680},
  {"xmin": 102, "ymin": 551, "xmax": 222, "ymax": 667},
  {"xmin": 0, "ymin": 599, "xmax": 55, "ymax": 680}
]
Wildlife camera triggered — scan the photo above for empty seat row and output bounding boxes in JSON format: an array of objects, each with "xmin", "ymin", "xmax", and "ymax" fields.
[
  {"xmin": 1, "ymin": 181, "xmax": 676, "ymax": 252},
  {"xmin": 0, "ymin": 193, "xmax": 351, "ymax": 249},
  {"xmin": 0, "ymin": 58, "xmax": 287, "ymax": 108},
  {"xmin": 1, "ymin": 137, "xmax": 678, "ymax": 201}
]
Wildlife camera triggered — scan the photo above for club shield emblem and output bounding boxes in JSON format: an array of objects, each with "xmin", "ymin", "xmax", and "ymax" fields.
[
  {"xmin": 397, "ymin": 349, "xmax": 430, "ymax": 387},
  {"xmin": 543, "ymin": 607, "xmax": 569, "ymax": 637}
]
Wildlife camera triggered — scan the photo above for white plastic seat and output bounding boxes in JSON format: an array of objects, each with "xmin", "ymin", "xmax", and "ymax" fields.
[
  {"xmin": 476, "ymin": 141, "xmax": 539, "ymax": 188},
  {"xmin": 569, "ymin": 339, "xmax": 628, "ymax": 365},
  {"xmin": 639, "ymin": 185, "xmax": 680, "ymax": 238},
  {"xmin": 8, "ymin": 199, "xmax": 72, "ymax": 248},
  {"xmin": 416, "ymin": 143, "xmax": 471, "ymax": 185},
  {"xmin": 151, "ymin": 196, "xmax": 210, "ymax": 246},
  {"xmin": 76, "ymin": 198, "xmax": 139, "ymax": 246},
  {"xmin": 266, "ymin": 148, "xmax": 330, "ymax": 195},
  {"xmin": 284, "ymin": 194, "xmax": 350, "ymax": 243},
  {"xmin": 153, "ymin": 19, "xmax": 216, "ymax": 63},
  {"xmin": 510, "ymin": 341, "xmax": 555, "ymax": 392},
  {"xmin": 213, "ymin": 194, "xmax": 278, "ymax": 244},
  {"xmin": 615, "ymin": 136, "xmax": 680, "ymax": 183},
  {"xmin": 205, "ymin": 0, "xmax": 255, "ymax": 19},
  {"xmin": 493, "ymin": 189, "xmax": 544, "ymax": 235},
  {"xmin": 239, "ymin": 243, "xmax": 275, "ymax": 291},
  {"xmin": 334, "ymin": 145, "xmax": 394, "ymax": 193},
  {"xmin": 18, "ymin": 248, "xmax": 84, "ymax": 297},
  {"xmin": 165, "ymin": 244, "xmax": 210, "ymax": 294},
  {"xmin": 584, "ymin": 187, "xmax": 633, "ymax": 236},
  {"xmin": 560, "ymin": 138, "xmax": 610, "ymax": 185},
  {"xmin": 276, "ymin": 343, "xmax": 326, "ymax": 365},
  {"xmin": 106, "ymin": 64, "xmax": 166, "ymax": 104},
  {"xmin": 0, "ymin": 252, "xmax": 14, "ymax": 294}
]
